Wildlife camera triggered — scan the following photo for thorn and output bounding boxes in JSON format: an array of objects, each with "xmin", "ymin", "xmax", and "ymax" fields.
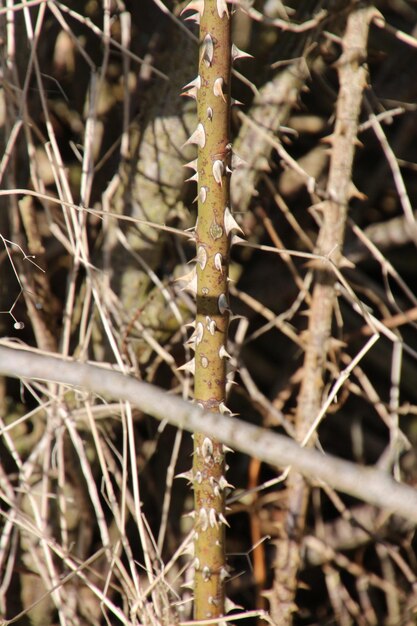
[
  {"xmin": 177, "ymin": 357, "xmax": 196, "ymax": 375},
  {"xmin": 225, "ymin": 380, "xmax": 235, "ymax": 394},
  {"xmin": 176, "ymin": 266, "xmax": 196, "ymax": 284},
  {"xmin": 177, "ymin": 267, "xmax": 197, "ymax": 295},
  {"xmin": 216, "ymin": 0, "xmax": 228, "ymax": 18},
  {"xmin": 222, "ymin": 445, "xmax": 234, "ymax": 454},
  {"xmin": 349, "ymin": 181, "xmax": 367, "ymax": 201},
  {"xmin": 184, "ymin": 226, "xmax": 196, "ymax": 239},
  {"xmin": 184, "ymin": 11, "xmax": 200, "ymax": 24},
  {"xmin": 185, "ymin": 172, "xmax": 198, "ymax": 183},
  {"xmin": 202, "ymin": 437, "xmax": 213, "ymax": 460},
  {"xmin": 181, "ymin": 76, "xmax": 201, "ymax": 100},
  {"xmin": 209, "ymin": 508, "xmax": 218, "ymax": 528},
  {"xmin": 199, "ymin": 186, "xmax": 208, "ymax": 204},
  {"xmin": 339, "ymin": 255, "xmax": 355, "ymax": 269},
  {"xmin": 320, "ymin": 133, "xmax": 335, "ymax": 146},
  {"xmin": 184, "ymin": 123, "xmax": 206, "ymax": 149},
  {"xmin": 220, "ymin": 567, "xmax": 230, "ymax": 581},
  {"xmin": 183, "ymin": 158, "xmax": 198, "ymax": 171},
  {"xmin": 219, "ymin": 344, "xmax": 232, "ymax": 359},
  {"xmin": 218, "ymin": 293, "xmax": 229, "ymax": 315},
  {"xmin": 195, "ymin": 321, "xmax": 204, "ymax": 345},
  {"xmin": 182, "ymin": 76, "xmax": 201, "ymax": 92},
  {"xmin": 197, "ymin": 245, "xmax": 207, "ymax": 270},
  {"xmin": 181, "ymin": 89, "xmax": 196, "ymax": 100},
  {"xmin": 212, "ymin": 159, "xmax": 224, "ymax": 185},
  {"xmin": 231, "ymin": 234, "xmax": 246, "ymax": 246},
  {"xmin": 231, "ymin": 43, "xmax": 253, "ymax": 62},
  {"xmin": 199, "ymin": 508, "xmax": 209, "ymax": 532},
  {"xmin": 181, "ymin": 87, "xmax": 198, "ymax": 100},
  {"xmin": 175, "ymin": 470, "xmax": 193, "ymax": 483},
  {"xmin": 219, "ymin": 401, "xmax": 232, "ymax": 415},
  {"xmin": 213, "ymin": 77, "xmax": 226, "ymax": 102},
  {"xmin": 206, "ymin": 316, "xmax": 216, "ymax": 335},
  {"xmin": 218, "ymin": 512, "xmax": 230, "ymax": 527},
  {"xmin": 231, "ymin": 97, "xmax": 244, "ymax": 106},
  {"xmin": 214, "ymin": 252, "xmax": 223, "ymax": 273},
  {"xmin": 224, "ymin": 206, "xmax": 244, "ymax": 236},
  {"xmin": 180, "ymin": 0, "xmax": 204, "ymax": 16},
  {"xmin": 183, "ymin": 274, "xmax": 197, "ymax": 295},
  {"xmin": 184, "ymin": 335, "xmax": 197, "ymax": 351},
  {"xmin": 207, "ymin": 106, "xmax": 213, "ymax": 121},
  {"xmin": 329, "ymin": 337, "xmax": 348, "ymax": 351},
  {"xmin": 202, "ymin": 565, "xmax": 211, "ymax": 581},
  {"xmin": 201, "ymin": 33, "xmax": 214, "ymax": 67},
  {"xmin": 219, "ymin": 475, "xmax": 234, "ymax": 489}
]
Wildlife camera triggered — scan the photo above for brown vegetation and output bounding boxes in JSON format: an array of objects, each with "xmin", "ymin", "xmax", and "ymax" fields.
[{"xmin": 2, "ymin": 1, "xmax": 417, "ymax": 624}]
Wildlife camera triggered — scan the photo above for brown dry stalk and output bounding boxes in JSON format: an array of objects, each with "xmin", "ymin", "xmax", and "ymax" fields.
[
  {"xmin": 180, "ymin": 0, "xmax": 244, "ymax": 620},
  {"xmin": 268, "ymin": 5, "xmax": 377, "ymax": 624}
]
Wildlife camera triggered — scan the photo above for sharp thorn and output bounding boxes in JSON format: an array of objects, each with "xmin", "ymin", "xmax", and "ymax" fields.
[
  {"xmin": 231, "ymin": 43, "xmax": 254, "ymax": 62},
  {"xmin": 180, "ymin": 0, "xmax": 204, "ymax": 16},
  {"xmin": 183, "ymin": 123, "xmax": 206, "ymax": 149}
]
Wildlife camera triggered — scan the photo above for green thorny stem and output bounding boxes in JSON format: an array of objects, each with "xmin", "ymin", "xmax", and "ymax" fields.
[{"xmin": 180, "ymin": 0, "xmax": 248, "ymax": 621}]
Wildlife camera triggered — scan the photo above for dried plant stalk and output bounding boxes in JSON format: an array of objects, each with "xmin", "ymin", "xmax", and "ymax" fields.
[
  {"xmin": 269, "ymin": 5, "xmax": 376, "ymax": 624},
  {"xmin": 180, "ymin": 0, "xmax": 237, "ymax": 620}
]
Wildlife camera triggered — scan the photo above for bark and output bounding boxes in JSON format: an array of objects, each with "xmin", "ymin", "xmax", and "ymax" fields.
[
  {"xmin": 180, "ymin": 1, "xmax": 234, "ymax": 620},
  {"xmin": 268, "ymin": 6, "xmax": 376, "ymax": 624}
]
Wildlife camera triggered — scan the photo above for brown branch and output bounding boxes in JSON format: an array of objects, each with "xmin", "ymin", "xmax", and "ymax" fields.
[{"xmin": 268, "ymin": 6, "xmax": 377, "ymax": 623}]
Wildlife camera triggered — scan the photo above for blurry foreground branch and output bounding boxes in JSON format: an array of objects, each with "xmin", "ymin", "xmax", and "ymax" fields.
[{"xmin": 0, "ymin": 343, "xmax": 416, "ymax": 523}]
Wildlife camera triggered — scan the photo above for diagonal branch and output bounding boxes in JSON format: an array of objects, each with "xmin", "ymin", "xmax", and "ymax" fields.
[{"xmin": 1, "ymin": 343, "xmax": 417, "ymax": 523}]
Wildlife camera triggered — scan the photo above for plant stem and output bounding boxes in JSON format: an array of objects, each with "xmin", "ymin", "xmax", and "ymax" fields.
[
  {"xmin": 269, "ymin": 6, "xmax": 376, "ymax": 623},
  {"xmin": 182, "ymin": 0, "xmax": 233, "ymax": 620}
]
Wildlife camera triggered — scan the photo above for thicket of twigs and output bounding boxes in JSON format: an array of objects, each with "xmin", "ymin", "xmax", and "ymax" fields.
[{"xmin": 2, "ymin": 1, "xmax": 417, "ymax": 624}]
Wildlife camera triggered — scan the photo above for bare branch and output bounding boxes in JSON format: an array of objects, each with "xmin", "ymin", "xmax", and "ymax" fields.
[{"xmin": 1, "ymin": 343, "xmax": 417, "ymax": 523}]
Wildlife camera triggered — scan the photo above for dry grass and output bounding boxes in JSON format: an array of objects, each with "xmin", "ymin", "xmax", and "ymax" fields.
[{"xmin": 1, "ymin": 1, "xmax": 417, "ymax": 624}]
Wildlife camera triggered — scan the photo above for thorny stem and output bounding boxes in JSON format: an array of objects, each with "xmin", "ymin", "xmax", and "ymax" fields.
[
  {"xmin": 180, "ymin": 0, "xmax": 239, "ymax": 621},
  {"xmin": 268, "ymin": 5, "xmax": 376, "ymax": 624}
]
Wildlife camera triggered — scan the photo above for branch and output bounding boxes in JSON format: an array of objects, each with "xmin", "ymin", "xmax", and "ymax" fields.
[{"xmin": 1, "ymin": 343, "xmax": 417, "ymax": 523}]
